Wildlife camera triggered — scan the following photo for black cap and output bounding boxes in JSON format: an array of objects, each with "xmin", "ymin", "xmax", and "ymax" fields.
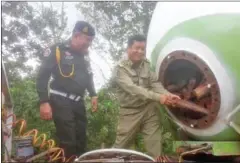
[{"xmin": 72, "ymin": 21, "xmax": 95, "ymax": 37}]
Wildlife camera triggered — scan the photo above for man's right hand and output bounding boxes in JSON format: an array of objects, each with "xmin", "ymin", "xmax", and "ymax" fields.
[
  {"xmin": 160, "ymin": 93, "xmax": 181, "ymax": 106},
  {"xmin": 40, "ymin": 102, "xmax": 52, "ymax": 120}
]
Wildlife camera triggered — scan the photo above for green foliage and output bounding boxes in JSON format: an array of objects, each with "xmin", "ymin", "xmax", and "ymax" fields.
[
  {"xmin": 134, "ymin": 133, "xmax": 146, "ymax": 152},
  {"xmin": 10, "ymin": 78, "xmax": 56, "ymax": 140},
  {"xmin": 85, "ymin": 88, "xmax": 119, "ymax": 150},
  {"xmin": 159, "ymin": 105, "xmax": 179, "ymax": 154}
]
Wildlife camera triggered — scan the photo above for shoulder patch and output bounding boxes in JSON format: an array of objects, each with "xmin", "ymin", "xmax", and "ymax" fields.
[
  {"xmin": 65, "ymin": 51, "xmax": 71, "ymax": 56},
  {"xmin": 118, "ymin": 63, "xmax": 124, "ymax": 68},
  {"xmin": 118, "ymin": 62, "xmax": 125, "ymax": 68},
  {"xmin": 118, "ymin": 59, "xmax": 128, "ymax": 67},
  {"xmin": 43, "ymin": 48, "xmax": 51, "ymax": 57}
]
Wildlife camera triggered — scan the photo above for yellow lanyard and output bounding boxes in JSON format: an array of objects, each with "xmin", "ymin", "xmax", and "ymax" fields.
[{"xmin": 56, "ymin": 46, "xmax": 75, "ymax": 78}]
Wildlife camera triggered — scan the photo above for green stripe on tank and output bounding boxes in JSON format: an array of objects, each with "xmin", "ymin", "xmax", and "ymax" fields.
[{"xmin": 151, "ymin": 13, "xmax": 240, "ymax": 86}]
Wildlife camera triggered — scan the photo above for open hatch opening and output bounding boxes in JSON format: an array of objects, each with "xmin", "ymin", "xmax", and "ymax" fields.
[{"xmin": 159, "ymin": 50, "xmax": 221, "ymax": 129}]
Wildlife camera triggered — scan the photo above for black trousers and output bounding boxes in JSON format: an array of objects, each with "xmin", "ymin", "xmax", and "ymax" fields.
[{"xmin": 49, "ymin": 94, "xmax": 87, "ymax": 158}]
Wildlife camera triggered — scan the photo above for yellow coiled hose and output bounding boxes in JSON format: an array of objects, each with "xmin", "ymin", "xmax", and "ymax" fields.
[{"xmin": 2, "ymin": 109, "xmax": 77, "ymax": 162}]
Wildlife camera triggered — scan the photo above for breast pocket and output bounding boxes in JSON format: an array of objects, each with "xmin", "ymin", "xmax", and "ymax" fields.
[
  {"xmin": 130, "ymin": 75, "xmax": 139, "ymax": 85},
  {"xmin": 72, "ymin": 60, "xmax": 89, "ymax": 86},
  {"xmin": 124, "ymin": 68, "xmax": 139, "ymax": 85},
  {"xmin": 139, "ymin": 73, "xmax": 150, "ymax": 88}
]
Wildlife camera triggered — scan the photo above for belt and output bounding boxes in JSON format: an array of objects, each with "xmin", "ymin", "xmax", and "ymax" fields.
[{"xmin": 49, "ymin": 89, "xmax": 82, "ymax": 102}]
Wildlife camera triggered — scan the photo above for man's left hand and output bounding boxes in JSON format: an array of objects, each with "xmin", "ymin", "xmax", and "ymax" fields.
[{"xmin": 91, "ymin": 96, "xmax": 98, "ymax": 112}]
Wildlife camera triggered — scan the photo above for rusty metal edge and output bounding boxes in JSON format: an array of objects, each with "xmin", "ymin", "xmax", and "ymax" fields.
[{"xmin": 2, "ymin": 62, "xmax": 14, "ymax": 161}]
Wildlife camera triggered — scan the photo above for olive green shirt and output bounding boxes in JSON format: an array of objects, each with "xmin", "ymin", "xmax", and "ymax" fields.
[{"xmin": 113, "ymin": 58, "xmax": 169, "ymax": 108}]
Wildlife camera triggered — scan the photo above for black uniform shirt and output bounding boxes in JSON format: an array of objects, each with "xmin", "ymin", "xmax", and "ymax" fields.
[{"xmin": 36, "ymin": 40, "xmax": 97, "ymax": 103}]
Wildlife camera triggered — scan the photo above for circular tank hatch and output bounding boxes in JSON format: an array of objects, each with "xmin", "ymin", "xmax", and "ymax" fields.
[{"xmin": 159, "ymin": 50, "xmax": 221, "ymax": 129}]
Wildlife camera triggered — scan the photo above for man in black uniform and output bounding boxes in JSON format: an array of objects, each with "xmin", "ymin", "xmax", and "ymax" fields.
[{"xmin": 36, "ymin": 21, "xmax": 98, "ymax": 158}]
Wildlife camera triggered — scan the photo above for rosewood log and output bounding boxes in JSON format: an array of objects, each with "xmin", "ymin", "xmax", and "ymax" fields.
[
  {"xmin": 193, "ymin": 83, "xmax": 215, "ymax": 100},
  {"xmin": 169, "ymin": 99, "xmax": 210, "ymax": 116}
]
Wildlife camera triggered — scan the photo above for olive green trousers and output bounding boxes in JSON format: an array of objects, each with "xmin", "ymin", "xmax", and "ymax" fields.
[{"xmin": 113, "ymin": 102, "xmax": 162, "ymax": 158}]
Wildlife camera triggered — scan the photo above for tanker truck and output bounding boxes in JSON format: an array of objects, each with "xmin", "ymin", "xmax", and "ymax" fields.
[{"xmin": 146, "ymin": 1, "xmax": 240, "ymax": 162}]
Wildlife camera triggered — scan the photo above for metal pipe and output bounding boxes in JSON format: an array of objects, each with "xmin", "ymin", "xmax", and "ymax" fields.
[
  {"xmin": 229, "ymin": 121, "xmax": 240, "ymax": 135},
  {"xmin": 224, "ymin": 104, "xmax": 240, "ymax": 135},
  {"xmin": 226, "ymin": 104, "xmax": 240, "ymax": 122}
]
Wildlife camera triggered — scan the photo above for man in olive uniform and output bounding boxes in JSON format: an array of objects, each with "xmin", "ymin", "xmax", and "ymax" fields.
[
  {"xmin": 36, "ymin": 21, "xmax": 98, "ymax": 158},
  {"xmin": 112, "ymin": 35, "xmax": 180, "ymax": 158}
]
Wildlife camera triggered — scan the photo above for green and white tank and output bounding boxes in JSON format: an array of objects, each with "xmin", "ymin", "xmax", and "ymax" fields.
[{"xmin": 147, "ymin": 2, "xmax": 240, "ymax": 141}]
